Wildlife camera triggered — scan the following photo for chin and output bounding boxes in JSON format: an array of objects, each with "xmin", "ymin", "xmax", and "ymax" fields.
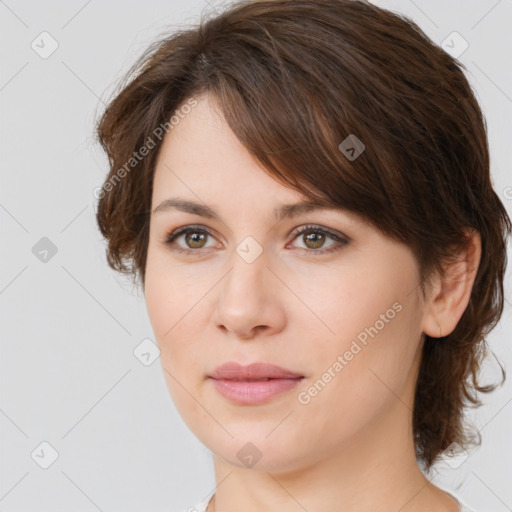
[{"xmin": 197, "ymin": 426, "xmax": 316, "ymax": 474}]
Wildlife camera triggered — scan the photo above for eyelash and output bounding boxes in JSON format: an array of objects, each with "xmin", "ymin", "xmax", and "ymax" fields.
[{"xmin": 163, "ymin": 224, "xmax": 349, "ymax": 256}]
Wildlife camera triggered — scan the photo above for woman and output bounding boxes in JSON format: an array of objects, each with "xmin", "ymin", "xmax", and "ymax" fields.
[{"xmin": 94, "ymin": 1, "xmax": 511, "ymax": 510}]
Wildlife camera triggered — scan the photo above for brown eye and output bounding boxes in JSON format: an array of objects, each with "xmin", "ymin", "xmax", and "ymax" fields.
[
  {"xmin": 302, "ymin": 231, "xmax": 326, "ymax": 249},
  {"xmin": 184, "ymin": 231, "xmax": 208, "ymax": 249},
  {"xmin": 164, "ymin": 226, "xmax": 216, "ymax": 253},
  {"xmin": 290, "ymin": 224, "xmax": 349, "ymax": 255}
]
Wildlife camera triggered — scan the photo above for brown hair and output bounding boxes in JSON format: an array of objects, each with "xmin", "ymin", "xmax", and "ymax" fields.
[{"xmin": 95, "ymin": 0, "xmax": 511, "ymax": 469}]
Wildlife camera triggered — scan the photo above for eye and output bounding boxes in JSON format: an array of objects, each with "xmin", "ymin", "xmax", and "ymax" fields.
[
  {"xmin": 163, "ymin": 225, "xmax": 218, "ymax": 254},
  {"xmin": 288, "ymin": 224, "xmax": 349, "ymax": 255}
]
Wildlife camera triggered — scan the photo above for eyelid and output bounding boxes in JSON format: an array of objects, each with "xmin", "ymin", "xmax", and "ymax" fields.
[{"xmin": 288, "ymin": 224, "xmax": 350, "ymax": 244}]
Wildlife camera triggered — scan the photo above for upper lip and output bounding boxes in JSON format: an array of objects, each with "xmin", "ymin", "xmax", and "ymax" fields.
[{"xmin": 209, "ymin": 362, "xmax": 304, "ymax": 380}]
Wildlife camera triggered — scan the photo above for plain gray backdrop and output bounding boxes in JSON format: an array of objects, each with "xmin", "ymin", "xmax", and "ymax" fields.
[{"xmin": 1, "ymin": 0, "xmax": 511, "ymax": 511}]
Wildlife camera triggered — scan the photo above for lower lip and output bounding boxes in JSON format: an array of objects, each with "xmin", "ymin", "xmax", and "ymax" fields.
[{"xmin": 210, "ymin": 377, "xmax": 303, "ymax": 405}]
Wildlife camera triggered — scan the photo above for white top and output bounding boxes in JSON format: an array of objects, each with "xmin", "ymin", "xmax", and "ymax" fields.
[{"xmin": 177, "ymin": 491, "xmax": 476, "ymax": 512}]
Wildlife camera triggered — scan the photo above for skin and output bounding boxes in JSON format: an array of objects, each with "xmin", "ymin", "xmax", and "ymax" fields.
[{"xmin": 144, "ymin": 92, "xmax": 481, "ymax": 512}]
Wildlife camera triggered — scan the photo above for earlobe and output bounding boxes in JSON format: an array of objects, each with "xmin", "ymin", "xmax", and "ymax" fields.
[{"xmin": 422, "ymin": 229, "xmax": 481, "ymax": 339}]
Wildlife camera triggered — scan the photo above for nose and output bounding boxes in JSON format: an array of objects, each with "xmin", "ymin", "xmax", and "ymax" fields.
[{"xmin": 211, "ymin": 246, "xmax": 287, "ymax": 340}]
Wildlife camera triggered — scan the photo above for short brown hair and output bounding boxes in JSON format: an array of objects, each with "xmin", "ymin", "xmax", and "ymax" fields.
[{"xmin": 95, "ymin": 0, "xmax": 511, "ymax": 469}]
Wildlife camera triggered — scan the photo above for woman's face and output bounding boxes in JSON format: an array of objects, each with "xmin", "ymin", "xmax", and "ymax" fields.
[{"xmin": 145, "ymin": 92, "xmax": 429, "ymax": 472}]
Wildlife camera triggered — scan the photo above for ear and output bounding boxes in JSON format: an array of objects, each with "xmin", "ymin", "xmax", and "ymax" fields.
[{"xmin": 422, "ymin": 228, "xmax": 481, "ymax": 338}]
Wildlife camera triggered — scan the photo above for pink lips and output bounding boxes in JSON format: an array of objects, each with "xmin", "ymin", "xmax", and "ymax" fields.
[{"xmin": 208, "ymin": 362, "xmax": 304, "ymax": 405}]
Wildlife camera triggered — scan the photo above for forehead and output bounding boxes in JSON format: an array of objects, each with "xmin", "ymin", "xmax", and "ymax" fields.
[
  {"xmin": 152, "ymin": 92, "xmax": 306, "ymax": 201},
  {"xmin": 151, "ymin": 92, "xmax": 368, "ymax": 231}
]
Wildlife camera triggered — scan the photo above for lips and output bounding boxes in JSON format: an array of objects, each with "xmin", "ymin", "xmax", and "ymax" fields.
[
  {"xmin": 208, "ymin": 362, "xmax": 304, "ymax": 405},
  {"xmin": 209, "ymin": 361, "xmax": 304, "ymax": 381}
]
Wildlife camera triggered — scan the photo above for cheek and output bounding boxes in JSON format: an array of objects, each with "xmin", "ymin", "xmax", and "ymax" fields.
[
  {"xmin": 295, "ymin": 265, "xmax": 422, "ymax": 417},
  {"xmin": 144, "ymin": 271, "xmax": 198, "ymax": 401},
  {"xmin": 144, "ymin": 250, "xmax": 204, "ymax": 339},
  {"xmin": 144, "ymin": 251, "xmax": 217, "ymax": 367},
  {"xmin": 293, "ymin": 306, "xmax": 421, "ymax": 450},
  {"xmin": 145, "ymin": 271, "xmax": 205, "ymax": 420},
  {"xmin": 287, "ymin": 262, "xmax": 402, "ymax": 354}
]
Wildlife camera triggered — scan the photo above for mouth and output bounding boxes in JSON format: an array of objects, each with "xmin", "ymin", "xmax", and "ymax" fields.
[
  {"xmin": 208, "ymin": 362, "xmax": 304, "ymax": 405},
  {"xmin": 220, "ymin": 377, "xmax": 273, "ymax": 381},
  {"xmin": 209, "ymin": 361, "xmax": 304, "ymax": 380}
]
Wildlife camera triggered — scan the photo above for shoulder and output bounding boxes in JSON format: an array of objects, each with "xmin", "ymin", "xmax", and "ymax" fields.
[
  {"xmin": 451, "ymin": 495, "xmax": 477, "ymax": 512},
  {"xmin": 441, "ymin": 488, "xmax": 477, "ymax": 512},
  {"xmin": 175, "ymin": 493, "xmax": 214, "ymax": 512}
]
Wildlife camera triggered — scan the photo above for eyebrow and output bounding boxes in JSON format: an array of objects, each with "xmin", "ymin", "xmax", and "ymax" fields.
[{"xmin": 151, "ymin": 197, "xmax": 344, "ymax": 222}]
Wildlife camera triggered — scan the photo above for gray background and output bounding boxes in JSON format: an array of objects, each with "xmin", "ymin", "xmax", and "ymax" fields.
[{"xmin": 0, "ymin": 1, "xmax": 511, "ymax": 511}]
